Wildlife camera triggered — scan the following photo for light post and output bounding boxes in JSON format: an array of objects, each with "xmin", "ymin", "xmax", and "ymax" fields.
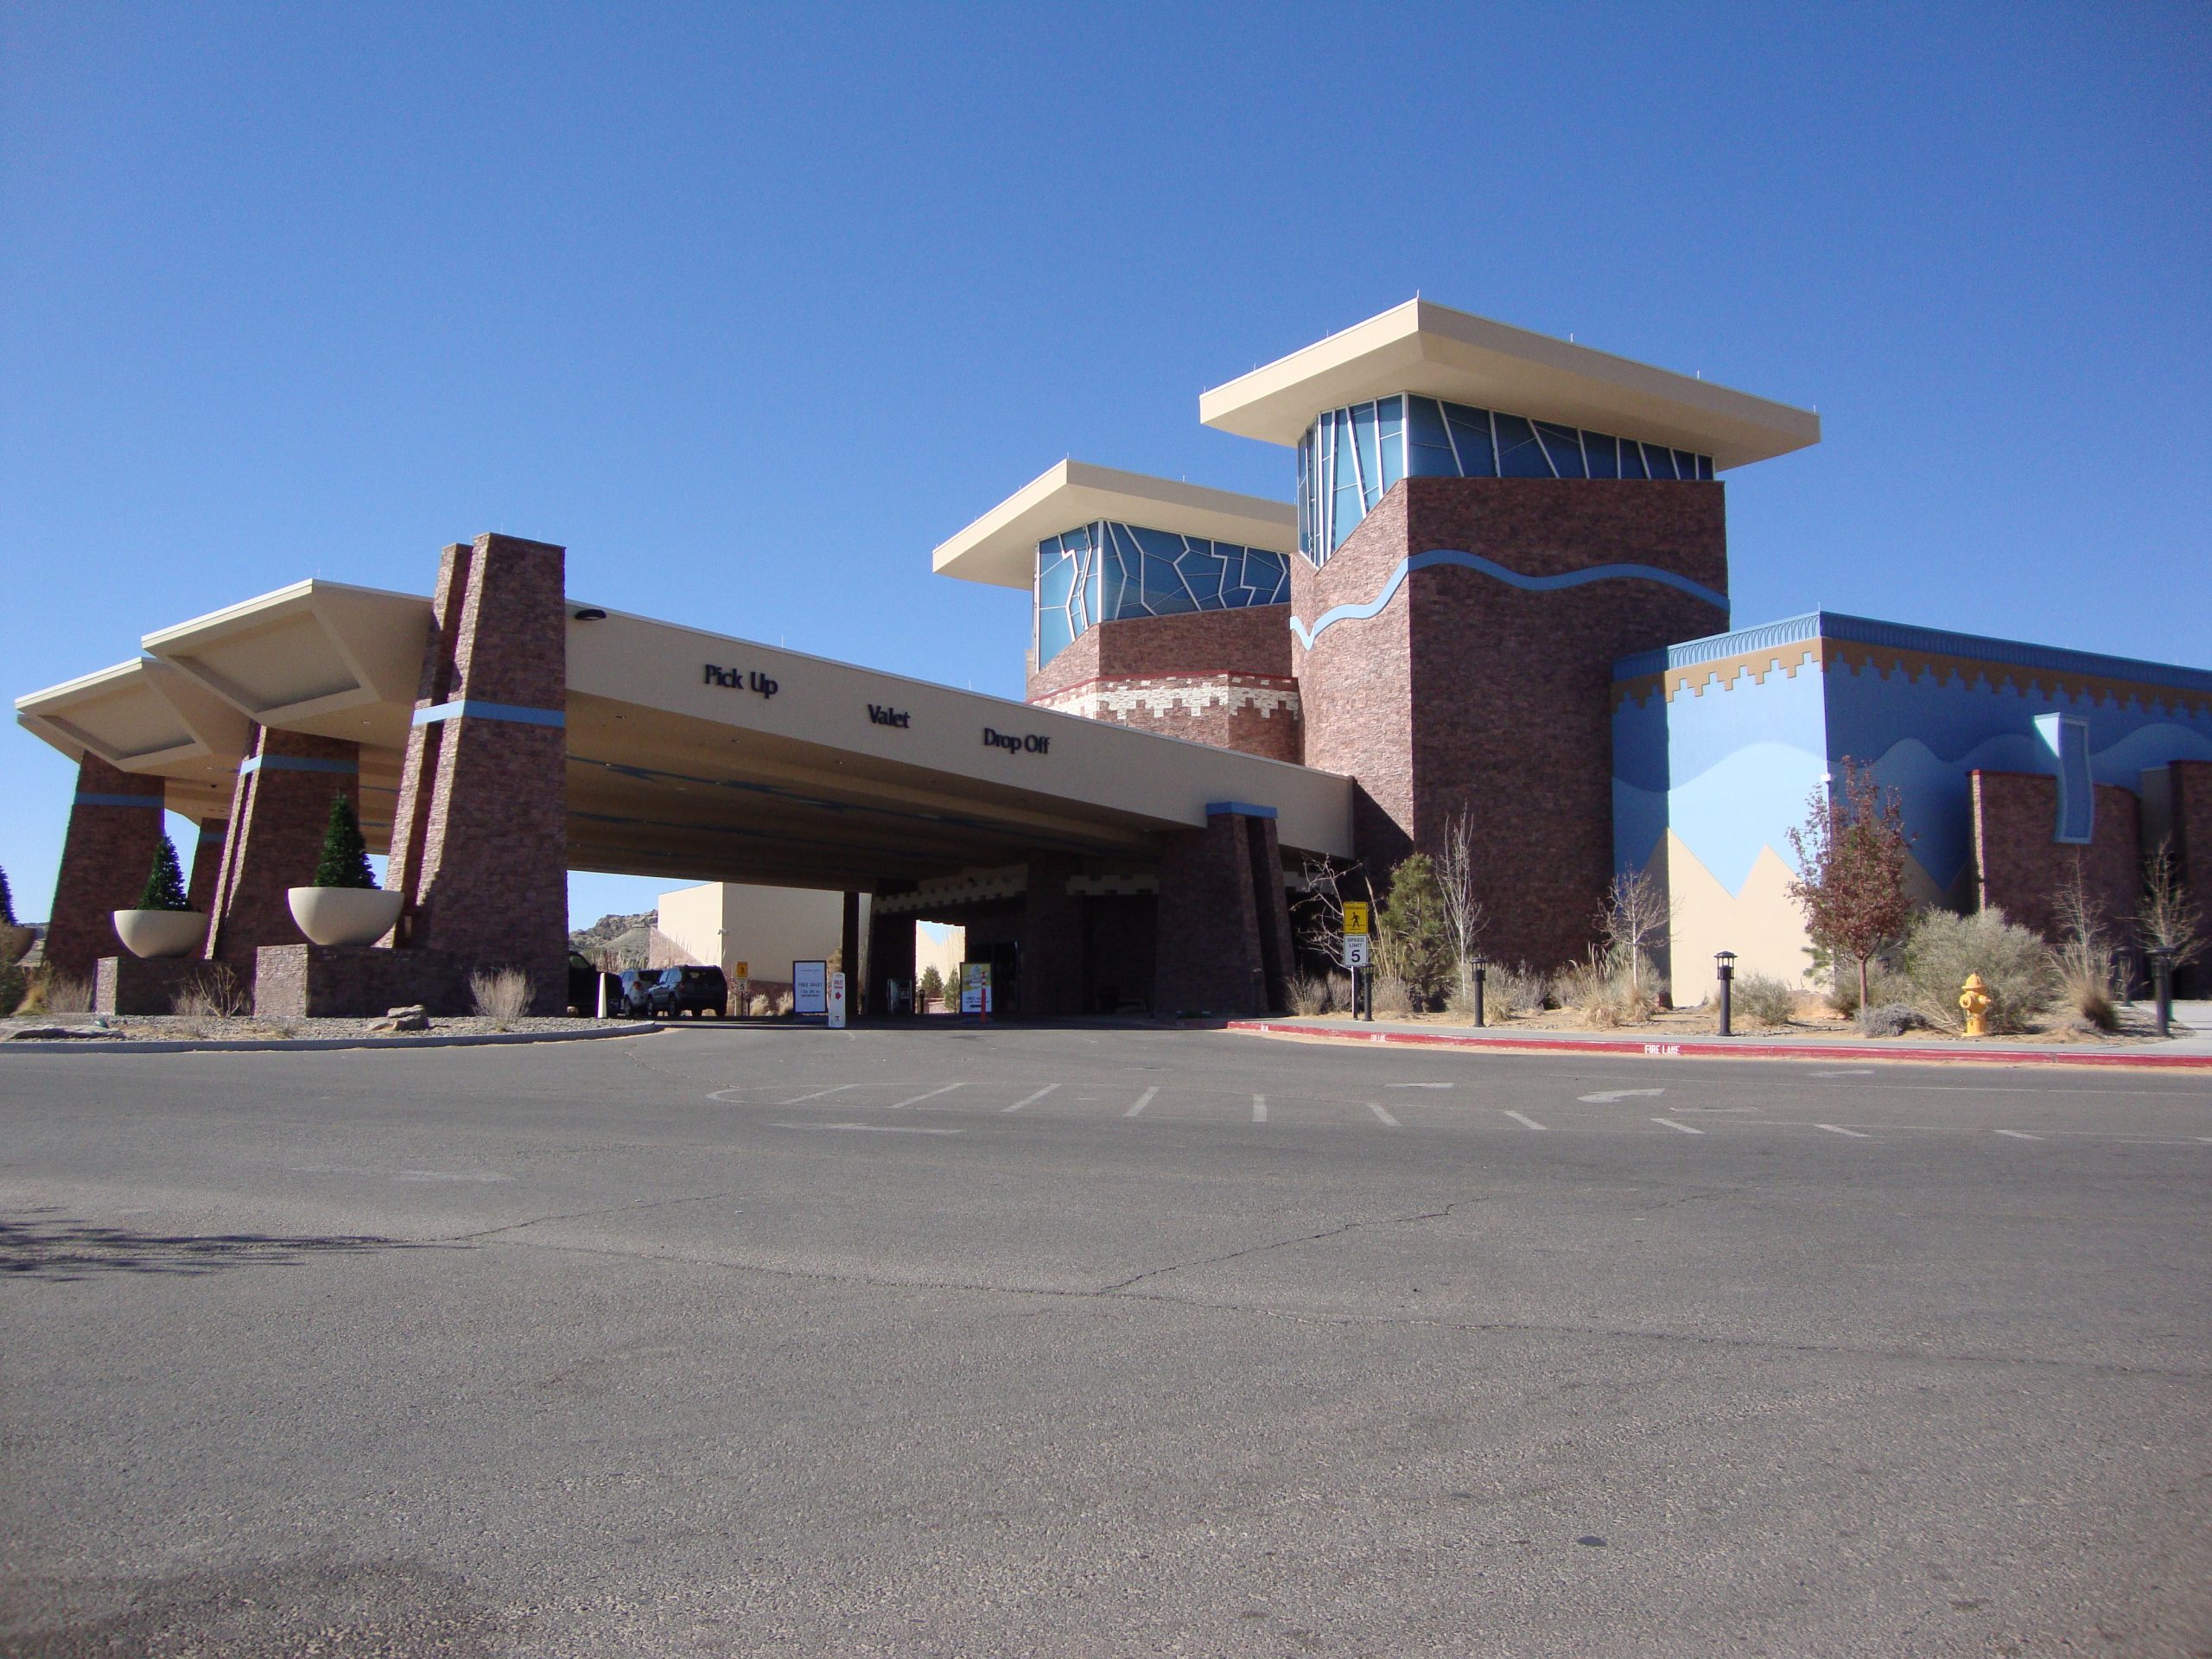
[
  {"xmin": 1472, "ymin": 962, "xmax": 1487, "ymax": 1029},
  {"xmin": 2148, "ymin": 946, "xmax": 2175, "ymax": 1039},
  {"xmin": 1715, "ymin": 950, "xmax": 1737, "ymax": 1037}
]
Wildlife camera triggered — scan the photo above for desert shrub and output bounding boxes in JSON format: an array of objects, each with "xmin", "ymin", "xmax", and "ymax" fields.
[
  {"xmin": 1730, "ymin": 972, "xmax": 1797, "ymax": 1028},
  {"xmin": 28, "ymin": 969, "xmax": 92, "ymax": 1014},
  {"xmin": 1557, "ymin": 950, "xmax": 1658, "ymax": 1028},
  {"xmin": 2053, "ymin": 950, "xmax": 2120, "ymax": 1032},
  {"xmin": 0, "ymin": 962, "xmax": 23, "ymax": 1016},
  {"xmin": 1288, "ymin": 974, "xmax": 1330, "ymax": 1016},
  {"xmin": 1490, "ymin": 962, "xmax": 1551, "ymax": 1015},
  {"xmin": 774, "ymin": 990, "xmax": 794, "ymax": 1015},
  {"xmin": 171, "ymin": 965, "xmax": 250, "ymax": 1019},
  {"xmin": 1326, "ymin": 972, "xmax": 1352, "ymax": 1013},
  {"xmin": 469, "ymin": 968, "xmax": 535, "ymax": 1029},
  {"xmin": 1859, "ymin": 1002, "xmax": 1923, "ymax": 1037},
  {"xmin": 1898, "ymin": 908, "xmax": 2056, "ymax": 1033},
  {"xmin": 1376, "ymin": 854, "xmax": 1454, "ymax": 1006},
  {"xmin": 747, "ymin": 993, "xmax": 771, "ymax": 1017},
  {"xmin": 1370, "ymin": 974, "xmax": 1414, "ymax": 1017}
]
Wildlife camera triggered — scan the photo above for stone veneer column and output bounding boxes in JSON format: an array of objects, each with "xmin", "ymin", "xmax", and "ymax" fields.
[
  {"xmin": 1020, "ymin": 854, "xmax": 1084, "ymax": 1016},
  {"xmin": 205, "ymin": 727, "xmax": 362, "ymax": 969},
  {"xmin": 382, "ymin": 533, "xmax": 569, "ymax": 1012},
  {"xmin": 1152, "ymin": 807, "xmax": 1290, "ymax": 1018},
  {"xmin": 43, "ymin": 753, "xmax": 168, "ymax": 982},
  {"xmin": 186, "ymin": 818, "xmax": 229, "ymax": 914},
  {"xmin": 840, "ymin": 892, "xmax": 862, "ymax": 1013}
]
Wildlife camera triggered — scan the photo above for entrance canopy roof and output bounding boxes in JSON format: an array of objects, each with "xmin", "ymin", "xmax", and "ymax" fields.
[
  {"xmin": 17, "ymin": 581, "xmax": 1353, "ymax": 891},
  {"xmin": 1199, "ymin": 298, "xmax": 1821, "ymax": 471},
  {"xmin": 932, "ymin": 460, "xmax": 1296, "ymax": 590}
]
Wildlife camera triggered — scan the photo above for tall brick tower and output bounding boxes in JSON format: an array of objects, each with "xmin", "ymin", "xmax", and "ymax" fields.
[{"xmin": 1200, "ymin": 301, "xmax": 1819, "ymax": 970}]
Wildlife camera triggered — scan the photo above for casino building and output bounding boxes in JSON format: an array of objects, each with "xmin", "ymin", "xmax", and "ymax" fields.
[{"xmin": 18, "ymin": 300, "xmax": 2212, "ymax": 1016}]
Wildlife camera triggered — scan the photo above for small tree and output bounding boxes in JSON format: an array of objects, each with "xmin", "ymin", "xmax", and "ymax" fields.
[
  {"xmin": 918, "ymin": 963, "xmax": 944, "ymax": 1003},
  {"xmin": 1292, "ymin": 854, "xmax": 1370, "ymax": 972},
  {"xmin": 1433, "ymin": 811, "xmax": 1489, "ymax": 1008},
  {"xmin": 2139, "ymin": 837, "xmax": 2205, "ymax": 971},
  {"xmin": 313, "ymin": 793, "xmax": 376, "ymax": 889},
  {"xmin": 0, "ymin": 864, "xmax": 16, "ymax": 925},
  {"xmin": 137, "ymin": 836, "xmax": 190, "ymax": 912},
  {"xmin": 1596, "ymin": 867, "xmax": 1670, "ymax": 999},
  {"xmin": 1786, "ymin": 758, "xmax": 1913, "ymax": 1014},
  {"xmin": 1376, "ymin": 852, "xmax": 1455, "ymax": 1005}
]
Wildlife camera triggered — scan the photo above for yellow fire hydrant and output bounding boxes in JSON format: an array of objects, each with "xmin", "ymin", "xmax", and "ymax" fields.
[{"xmin": 1959, "ymin": 973, "xmax": 1992, "ymax": 1038}]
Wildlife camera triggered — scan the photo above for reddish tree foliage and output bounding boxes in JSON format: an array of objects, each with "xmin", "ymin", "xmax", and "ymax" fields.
[{"xmin": 1785, "ymin": 758, "xmax": 1913, "ymax": 1011}]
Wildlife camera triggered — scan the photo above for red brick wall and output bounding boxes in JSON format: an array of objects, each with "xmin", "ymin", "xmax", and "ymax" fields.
[
  {"xmin": 43, "ymin": 753, "xmax": 168, "ymax": 982},
  {"xmin": 1295, "ymin": 478, "xmax": 1728, "ymax": 971},
  {"xmin": 206, "ymin": 728, "xmax": 361, "ymax": 968},
  {"xmin": 1028, "ymin": 607, "xmax": 1300, "ymax": 762},
  {"xmin": 1020, "ymin": 854, "xmax": 1084, "ymax": 1015},
  {"xmin": 387, "ymin": 534, "xmax": 571, "ymax": 1012},
  {"xmin": 1153, "ymin": 810, "xmax": 1288, "ymax": 1015},
  {"xmin": 186, "ymin": 819, "xmax": 228, "ymax": 914},
  {"xmin": 1972, "ymin": 771, "xmax": 2142, "ymax": 943}
]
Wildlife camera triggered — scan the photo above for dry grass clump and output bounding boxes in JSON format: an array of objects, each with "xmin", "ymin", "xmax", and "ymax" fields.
[
  {"xmin": 1288, "ymin": 974, "xmax": 1331, "ymax": 1016},
  {"xmin": 1370, "ymin": 975, "xmax": 1414, "ymax": 1017},
  {"xmin": 774, "ymin": 990, "xmax": 794, "ymax": 1015},
  {"xmin": 1731, "ymin": 972, "xmax": 1799, "ymax": 1029},
  {"xmin": 1556, "ymin": 950, "xmax": 1658, "ymax": 1028},
  {"xmin": 26, "ymin": 969, "xmax": 92, "ymax": 1015},
  {"xmin": 171, "ymin": 965, "xmax": 250, "ymax": 1020},
  {"xmin": 747, "ymin": 993, "xmax": 772, "ymax": 1018},
  {"xmin": 468, "ymin": 968, "xmax": 536, "ymax": 1030}
]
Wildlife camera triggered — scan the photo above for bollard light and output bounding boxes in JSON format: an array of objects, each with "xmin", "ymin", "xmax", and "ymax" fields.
[
  {"xmin": 2148, "ymin": 947, "xmax": 2175, "ymax": 1039},
  {"xmin": 1473, "ymin": 962, "xmax": 1487, "ymax": 1029},
  {"xmin": 1715, "ymin": 950, "xmax": 1737, "ymax": 1037}
]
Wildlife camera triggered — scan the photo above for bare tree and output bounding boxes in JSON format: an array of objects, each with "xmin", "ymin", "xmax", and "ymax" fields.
[
  {"xmin": 1785, "ymin": 758, "xmax": 1913, "ymax": 1013},
  {"xmin": 2052, "ymin": 855, "xmax": 2120, "ymax": 1028},
  {"xmin": 1596, "ymin": 867, "xmax": 1670, "ymax": 999},
  {"xmin": 1434, "ymin": 811, "xmax": 1489, "ymax": 1006},
  {"xmin": 1293, "ymin": 854, "xmax": 1368, "ymax": 972},
  {"xmin": 2139, "ymin": 837, "xmax": 2206, "ymax": 969}
]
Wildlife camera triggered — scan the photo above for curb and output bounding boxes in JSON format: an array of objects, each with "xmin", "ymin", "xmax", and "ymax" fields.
[
  {"xmin": 1225, "ymin": 1020, "xmax": 2212, "ymax": 1071},
  {"xmin": 0, "ymin": 1023, "xmax": 664, "ymax": 1057}
]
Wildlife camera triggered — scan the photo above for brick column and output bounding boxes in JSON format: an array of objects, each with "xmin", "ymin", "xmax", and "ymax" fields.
[
  {"xmin": 868, "ymin": 904, "xmax": 917, "ymax": 1015},
  {"xmin": 1020, "ymin": 854, "xmax": 1084, "ymax": 1016},
  {"xmin": 840, "ymin": 891, "xmax": 862, "ymax": 1010},
  {"xmin": 1153, "ymin": 807, "xmax": 1289, "ymax": 1017},
  {"xmin": 43, "ymin": 753, "xmax": 167, "ymax": 982},
  {"xmin": 186, "ymin": 818, "xmax": 229, "ymax": 914},
  {"xmin": 205, "ymin": 728, "xmax": 362, "ymax": 968},
  {"xmin": 384, "ymin": 533, "xmax": 569, "ymax": 1011}
]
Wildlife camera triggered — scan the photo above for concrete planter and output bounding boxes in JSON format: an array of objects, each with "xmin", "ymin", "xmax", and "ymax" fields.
[
  {"xmin": 111, "ymin": 908, "xmax": 209, "ymax": 959},
  {"xmin": 287, "ymin": 887, "xmax": 404, "ymax": 948}
]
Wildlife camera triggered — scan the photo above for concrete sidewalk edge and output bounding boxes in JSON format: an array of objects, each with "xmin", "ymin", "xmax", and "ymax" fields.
[
  {"xmin": 1226, "ymin": 1020, "xmax": 2212, "ymax": 1070},
  {"xmin": 0, "ymin": 1023, "xmax": 665, "ymax": 1057}
]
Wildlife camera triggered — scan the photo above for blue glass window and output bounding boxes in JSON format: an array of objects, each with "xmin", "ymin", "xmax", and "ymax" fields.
[
  {"xmin": 1537, "ymin": 422, "xmax": 1588, "ymax": 480},
  {"xmin": 1033, "ymin": 521, "xmax": 1292, "ymax": 665},
  {"xmin": 1493, "ymin": 413, "xmax": 1550, "ymax": 478}
]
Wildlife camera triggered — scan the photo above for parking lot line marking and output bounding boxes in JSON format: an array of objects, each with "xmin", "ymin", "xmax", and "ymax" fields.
[
  {"xmin": 887, "ymin": 1083, "xmax": 966, "ymax": 1110},
  {"xmin": 774, "ymin": 1122, "xmax": 965, "ymax": 1135},
  {"xmin": 1366, "ymin": 1102, "xmax": 1401, "ymax": 1127},
  {"xmin": 1387, "ymin": 1082, "xmax": 1452, "ymax": 1089},
  {"xmin": 1814, "ymin": 1069, "xmax": 1876, "ymax": 1078},
  {"xmin": 777, "ymin": 1084, "xmax": 857, "ymax": 1104},
  {"xmin": 1994, "ymin": 1129, "xmax": 2044, "ymax": 1141},
  {"xmin": 1651, "ymin": 1116, "xmax": 1702, "ymax": 1135},
  {"xmin": 1815, "ymin": 1122, "xmax": 1871, "ymax": 1138},
  {"xmin": 1252, "ymin": 1095, "xmax": 1268, "ymax": 1123},
  {"xmin": 1002, "ymin": 1084, "xmax": 1060, "ymax": 1113},
  {"xmin": 1503, "ymin": 1110, "xmax": 1548, "ymax": 1131},
  {"xmin": 1126, "ymin": 1085, "xmax": 1159, "ymax": 1117},
  {"xmin": 1582, "ymin": 1088, "xmax": 1665, "ymax": 1103}
]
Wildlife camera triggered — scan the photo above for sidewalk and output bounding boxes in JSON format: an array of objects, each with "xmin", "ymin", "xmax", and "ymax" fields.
[{"xmin": 1227, "ymin": 1002, "xmax": 2212, "ymax": 1071}]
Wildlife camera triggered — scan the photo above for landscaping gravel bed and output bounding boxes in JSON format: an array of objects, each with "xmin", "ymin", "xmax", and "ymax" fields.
[{"xmin": 2, "ymin": 1013, "xmax": 635, "ymax": 1045}]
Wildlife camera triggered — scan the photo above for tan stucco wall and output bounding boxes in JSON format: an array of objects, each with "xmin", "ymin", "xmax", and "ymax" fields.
[{"xmin": 657, "ymin": 881, "xmax": 854, "ymax": 982}]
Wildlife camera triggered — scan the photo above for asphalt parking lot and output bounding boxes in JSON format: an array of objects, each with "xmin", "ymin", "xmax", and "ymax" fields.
[{"xmin": 3, "ymin": 1024, "xmax": 2208, "ymax": 1656}]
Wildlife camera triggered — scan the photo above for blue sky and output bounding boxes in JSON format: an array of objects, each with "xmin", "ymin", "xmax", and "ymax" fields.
[{"xmin": 4, "ymin": 2, "xmax": 2207, "ymax": 926}]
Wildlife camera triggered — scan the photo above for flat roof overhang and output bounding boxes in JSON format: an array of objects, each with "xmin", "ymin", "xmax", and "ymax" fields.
[
  {"xmin": 563, "ymin": 609, "xmax": 1351, "ymax": 888},
  {"xmin": 932, "ymin": 460, "xmax": 1297, "ymax": 590},
  {"xmin": 1199, "ymin": 298, "xmax": 1821, "ymax": 470},
  {"xmin": 18, "ymin": 579, "xmax": 1354, "ymax": 891}
]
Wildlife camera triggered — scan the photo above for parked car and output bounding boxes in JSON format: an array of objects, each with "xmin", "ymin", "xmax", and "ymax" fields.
[
  {"xmin": 644, "ymin": 965, "xmax": 728, "ymax": 1020},
  {"xmin": 615, "ymin": 968, "xmax": 655, "ymax": 1018}
]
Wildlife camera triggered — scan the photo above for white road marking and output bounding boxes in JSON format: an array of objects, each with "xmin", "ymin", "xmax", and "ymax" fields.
[
  {"xmin": 1815, "ymin": 1122, "xmax": 1871, "ymax": 1138},
  {"xmin": 776, "ymin": 1083, "xmax": 858, "ymax": 1104},
  {"xmin": 1252, "ymin": 1095, "xmax": 1268, "ymax": 1123},
  {"xmin": 1126, "ymin": 1085, "xmax": 1159, "ymax": 1117},
  {"xmin": 707, "ymin": 1087, "xmax": 746, "ymax": 1102},
  {"xmin": 887, "ymin": 1083, "xmax": 966, "ymax": 1109},
  {"xmin": 1651, "ymin": 1116, "xmax": 1703, "ymax": 1135},
  {"xmin": 1002, "ymin": 1084, "xmax": 1060, "ymax": 1113},
  {"xmin": 1994, "ymin": 1129, "xmax": 2044, "ymax": 1141},
  {"xmin": 1387, "ymin": 1081, "xmax": 1452, "ymax": 1089},
  {"xmin": 1503, "ymin": 1110, "xmax": 1548, "ymax": 1131},
  {"xmin": 774, "ymin": 1122, "xmax": 964, "ymax": 1135},
  {"xmin": 1813, "ymin": 1069, "xmax": 1875, "ymax": 1078},
  {"xmin": 1581, "ymin": 1088, "xmax": 1666, "ymax": 1103},
  {"xmin": 1367, "ymin": 1102, "xmax": 1401, "ymax": 1127}
]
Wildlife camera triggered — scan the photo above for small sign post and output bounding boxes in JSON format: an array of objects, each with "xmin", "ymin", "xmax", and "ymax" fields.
[
  {"xmin": 828, "ymin": 971, "xmax": 847, "ymax": 1029},
  {"xmin": 1341, "ymin": 902, "xmax": 1372, "ymax": 1021}
]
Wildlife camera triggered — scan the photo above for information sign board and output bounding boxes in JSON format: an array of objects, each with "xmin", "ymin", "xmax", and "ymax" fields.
[
  {"xmin": 1344, "ymin": 934, "xmax": 1372, "ymax": 969},
  {"xmin": 827, "ymin": 971, "xmax": 847, "ymax": 1029},
  {"xmin": 960, "ymin": 962, "xmax": 992, "ymax": 1016},
  {"xmin": 792, "ymin": 959, "xmax": 828, "ymax": 1015}
]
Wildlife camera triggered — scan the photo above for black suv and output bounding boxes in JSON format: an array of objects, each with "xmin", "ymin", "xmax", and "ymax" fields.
[{"xmin": 640, "ymin": 965, "xmax": 728, "ymax": 1020}]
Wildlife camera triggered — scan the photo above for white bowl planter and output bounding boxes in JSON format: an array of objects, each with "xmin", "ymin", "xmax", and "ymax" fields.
[
  {"xmin": 287, "ymin": 887, "xmax": 404, "ymax": 948},
  {"xmin": 111, "ymin": 909, "xmax": 209, "ymax": 959}
]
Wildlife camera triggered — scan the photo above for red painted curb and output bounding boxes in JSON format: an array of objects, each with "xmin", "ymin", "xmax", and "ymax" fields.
[{"xmin": 1224, "ymin": 1020, "xmax": 2212, "ymax": 1071}]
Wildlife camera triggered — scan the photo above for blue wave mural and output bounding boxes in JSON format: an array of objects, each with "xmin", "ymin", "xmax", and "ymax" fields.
[{"xmin": 1292, "ymin": 549, "xmax": 1726, "ymax": 649}]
